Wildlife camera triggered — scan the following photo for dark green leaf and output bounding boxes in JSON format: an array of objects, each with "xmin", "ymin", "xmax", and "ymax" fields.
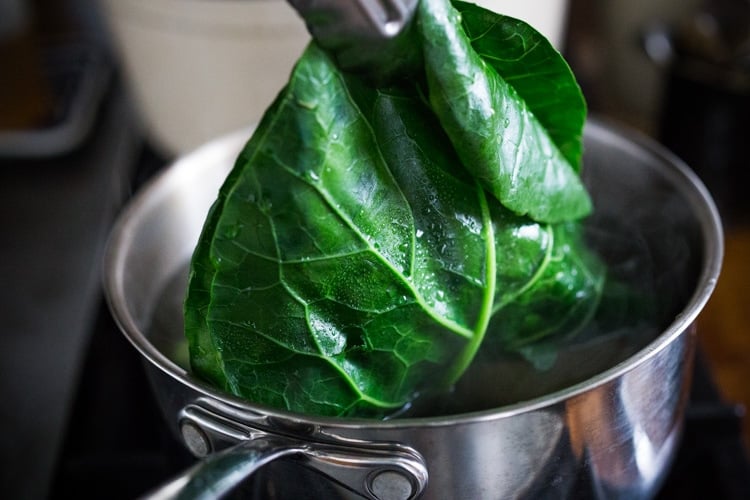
[
  {"xmin": 418, "ymin": 0, "xmax": 591, "ymax": 222},
  {"xmin": 185, "ymin": 0, "xmax": 604, "ymax": 417},
  {"xmin": 454, "ymin": 1, "xmax": 587, "ymax": 171}
]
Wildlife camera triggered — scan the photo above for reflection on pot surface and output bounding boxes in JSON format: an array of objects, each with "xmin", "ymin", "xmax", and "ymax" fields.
[{"xmin": 104, "ymin": 120, "xmax": 722, "ymax": 499}]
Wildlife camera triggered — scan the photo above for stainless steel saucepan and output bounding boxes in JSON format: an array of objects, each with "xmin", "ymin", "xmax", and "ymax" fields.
[{"xmin": 103, "ymin": 119, "xmax": 723, "ymax": 499}]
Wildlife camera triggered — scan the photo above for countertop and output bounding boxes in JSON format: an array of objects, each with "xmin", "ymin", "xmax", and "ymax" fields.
[{"xmin": 697, "ymin": 223, "xmax": 750, "ymax": 450}]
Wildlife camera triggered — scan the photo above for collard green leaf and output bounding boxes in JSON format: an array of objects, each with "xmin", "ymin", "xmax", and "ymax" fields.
[
  {"xmin": 454, "ymin": 1, "xmax": 587, "ymax": 171},
  {"xmin": 187, "ymin": 46, "xmax": 496, "ymax": 416},
  {"xmin": 185, "ymin": 0, "xmax": 603, "ymax": 417},
  {"xmin": 418, "ymin": 0, "xmax": 590, "ymax": 223},
  {"xmin": 488, "ymin": 220, "xmax": 605, "ymax": 351}
]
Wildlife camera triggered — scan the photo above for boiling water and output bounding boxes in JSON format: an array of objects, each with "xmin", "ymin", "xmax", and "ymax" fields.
[{"xmin": 147, "ymin": 212, "xmax": 696, "ymax": 416}]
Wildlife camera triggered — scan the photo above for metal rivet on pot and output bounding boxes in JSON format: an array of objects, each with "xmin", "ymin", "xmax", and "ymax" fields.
[
  {"xmin": 180, "ymin": 421, "xmax": 211, "ymax": 458},
  {"xmin": 368, "ymin": 469, "xmax": 414, "ymax": 500}
]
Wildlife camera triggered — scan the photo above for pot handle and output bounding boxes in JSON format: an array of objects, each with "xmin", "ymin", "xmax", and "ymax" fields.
[
  {"xmin": 142, "ymin": 435, "xmax": 303, "ymax": 499},
  {"xmin": 143, "ymin": 402, "xmax": 429, "ymax": 500}
]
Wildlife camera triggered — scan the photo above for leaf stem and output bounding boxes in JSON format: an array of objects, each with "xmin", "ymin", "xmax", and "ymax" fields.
[{"xmin": 442, "ymin": 183, "xmax": 496, "ymax": 387}]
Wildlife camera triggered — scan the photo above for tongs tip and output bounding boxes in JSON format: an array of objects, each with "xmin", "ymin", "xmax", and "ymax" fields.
[{"xmin": 288, "ymin": 0, "xmax": 419, "ymax": 43}]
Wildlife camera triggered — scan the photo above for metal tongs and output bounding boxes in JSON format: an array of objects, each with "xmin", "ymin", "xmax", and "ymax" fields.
[
  {"xmin": 286, "ymin": 0, "xmax": 420, "ymax": 78},
  {"xmin": 287, "ymin": 0, "xmax": 419, "ymax": 41}
]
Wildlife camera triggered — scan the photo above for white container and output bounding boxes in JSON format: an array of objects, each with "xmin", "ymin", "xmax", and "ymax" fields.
[
  {"xmin": 99, "ymin": 0, "xmax": 569, "ymax": 156},
  {"xmin": 99, "ymin": 0, "xmax": 310, "ymax": 156}
]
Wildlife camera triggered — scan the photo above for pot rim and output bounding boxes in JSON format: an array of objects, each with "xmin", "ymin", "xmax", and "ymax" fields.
[{"xmin": 103, "ymin": 117, "xmax": 724, "ymax": 429}]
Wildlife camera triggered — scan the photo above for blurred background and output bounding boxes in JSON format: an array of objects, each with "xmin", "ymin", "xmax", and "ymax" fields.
[{"xmin": 1, "ymin": 0, "xmax": 748, "ymax": 498}]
